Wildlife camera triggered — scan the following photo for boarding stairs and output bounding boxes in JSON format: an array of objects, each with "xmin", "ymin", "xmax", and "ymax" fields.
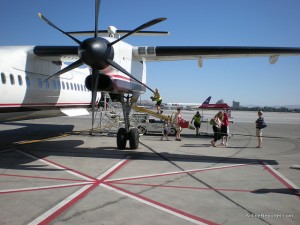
[
  {"xmin": 94, "ymin": 102, "xmax": 123, "ymax": 134},
  {"xmin": 132, "ymin": 105, "xmax": 171, "ymax": 121},
  {"xmin": 132, "ymin": 105, "xmax": 193, "ymax": 129}
]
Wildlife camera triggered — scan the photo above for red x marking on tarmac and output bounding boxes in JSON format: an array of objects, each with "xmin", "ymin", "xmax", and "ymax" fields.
[{"xmin": 1, "ymin": 150, "xmax": 299, "ymax": 225}]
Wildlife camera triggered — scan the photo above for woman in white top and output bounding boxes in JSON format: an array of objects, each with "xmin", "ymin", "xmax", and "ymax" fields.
[
  {"xmin": 211, "ymin": 111, "xmax": 223, "ymax": 147},
  {"xmin": 173, "ymin": 108, "xmax": 183, "ymax": 141}
]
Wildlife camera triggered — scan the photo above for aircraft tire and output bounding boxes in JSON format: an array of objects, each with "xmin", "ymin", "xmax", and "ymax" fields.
[
  {"xmin": 117, "ymin": 128, "xmax": 127, "ymax": 149},
  {"xmin": 129, "ymin": 128, "xmax": 139, "ymax": 149}
]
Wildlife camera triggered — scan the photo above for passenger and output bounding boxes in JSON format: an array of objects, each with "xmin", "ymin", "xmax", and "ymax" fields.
[
  {"xmin": 173, "ymin": 108, "xmax": 183, "ymax": 141},
  {"xmin": 255, "ymin": 111, "xmax": 267, "ymax": 149},
  {"xmin": 150, "ymin": 88, "xmax": 163, "ymax": 114},
  {"xmin": 220, "ymin": 111, "xmax": 229, "ymax": 146},
  {"xmin": 161, "ymin": 119, "xmax": 170, "ymax": 141},
  {"xmin": 210, "ymin": 111, "xmax": 223, "ymax": 147},
  {"xmin": 191, "ymin": 111, "xmax": 202, "ymax": 136}
]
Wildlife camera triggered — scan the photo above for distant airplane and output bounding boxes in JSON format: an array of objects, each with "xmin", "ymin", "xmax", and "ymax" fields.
[
  {"xmin": 165, "ymin": 96, "xmax": 211, "ymax": 110},
  {"xmin": 1, "ymin": 0, "xmax": 300, "ymax": 150},
  {"xmin": 199, "ymin": 97, "xmax": 230, "ymax": 110}
]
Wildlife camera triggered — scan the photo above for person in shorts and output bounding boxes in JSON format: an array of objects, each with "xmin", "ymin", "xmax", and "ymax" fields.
[
  {"xmin": 173, "ymin": 108, "xmax": 183, "ymax": 141},
  {"xmin": 255, "ymin": 111, "xmax": 265, "ymax": 148},
  {"xmin": 150, "ymin": 88, "xmax": 163, "ymax": 114},
  {"xmin": 161, "ymin": 119, "xmax": 170, "ymax": 141},
  {"xmin": 220, "ymin": 111, "xmax": 229, "ymax": 146},
  {"xmin": 191, "ymin": 111, "xmax": 202, "ymax": 136}
]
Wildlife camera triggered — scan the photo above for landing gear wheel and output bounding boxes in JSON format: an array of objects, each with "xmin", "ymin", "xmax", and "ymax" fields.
[
  {"xmin": 129, "ymin": 128, "xmax": 139, "ymax": 149},
  {"xmin": 117, "ymin": 128, "xmax": 127, "ymax": 149}
]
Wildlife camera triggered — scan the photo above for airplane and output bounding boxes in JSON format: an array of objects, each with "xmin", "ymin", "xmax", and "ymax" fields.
[
  {"xmin": 164, "ymin": 96, "xmax": 212, "ymax": 110},
  {"xmin": 1, "ymin": 0, "xmax": 300, "ymax": 150}
]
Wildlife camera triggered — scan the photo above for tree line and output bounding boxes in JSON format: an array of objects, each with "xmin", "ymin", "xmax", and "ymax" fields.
[{"xmin": 232, "ymin": 106, "xmax": 300, "ymax": 113}]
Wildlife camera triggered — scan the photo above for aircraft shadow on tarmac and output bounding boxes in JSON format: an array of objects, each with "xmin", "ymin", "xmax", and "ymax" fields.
[
  {"xmin": 0, "ymin": 122, "xmax": 75, "ymax": 147},
  {"xmin": 0, "ymin": 122, "xmax": 278, "ymax": 171},
  {"xmin": 252, "ymin": 188, "xmax": 300, "ymax": 197},
  {"xmin": 1, "ymin": 138, "xmax": 278, "ymax": 172}
]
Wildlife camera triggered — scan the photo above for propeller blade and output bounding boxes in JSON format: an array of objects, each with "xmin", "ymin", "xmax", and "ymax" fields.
[
  {"xmin": 44, "ymin": 59, "xmax": 83, "ymax": 82},
  {"xmin": 109, "ymin": 17, "xmax": 167, "ymax": 46},
  {"xmin": 107, "ymin": 59, "xmax": 155, "ymax": 93},
  {"xmin": 38, "ymin": 12, "xmax": 82, "ymax": 45},
  {"xmin": 91, "ymin": 68, "xmax": 100, "ymax": 132},
  {"xmin": 94, "ymin": 0, "xmax": 101, "ymax": 38}
]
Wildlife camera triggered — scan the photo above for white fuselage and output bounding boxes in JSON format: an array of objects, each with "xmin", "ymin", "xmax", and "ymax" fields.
[
  {"xmin": 0, "ymin": 46, "xmax": 92, "ymax": 121},
  {"xmin": 0, "ymin": 43, "xmax": 147, "ymax": 122}
]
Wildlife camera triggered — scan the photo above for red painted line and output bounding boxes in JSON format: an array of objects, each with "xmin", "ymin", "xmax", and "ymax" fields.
[
  {"xmin": 0, "ymin": 102, "xmax": 90, "ymax": 107},
  {"xmin": 38, "ymin": 183, "xmax": 98, "ymax": 225},
  {"xmin": 107, "ymin": 163, "xmax": 249, "ymax": 183},
  {"xmin": 105, "ymin": 182, "xmax": 219, "ymax": 225},
  {"xmin": 262, "ymin": 162, "xmax": 300, "ymax": 199},
  {"xmin": 41, "ymin": 157, "xmax": 97, "ymax": 181},
  {"xmin": 19, "ymin": 151, "xmax": 96, "ymax": 181},
  {"xmin": 107, "ymin": 181, "xmax": 253, "ymax": 193},
  {"xmin": 0, "ymin": 182, "xmax": 92, "ymax": 195},
  {"xmin": 34, "ymin": 159, "xmax": 129, "ymax": 225},
  {"xmin": 0, "ymin": 173, "xmax": 86, "ymax": 182}
]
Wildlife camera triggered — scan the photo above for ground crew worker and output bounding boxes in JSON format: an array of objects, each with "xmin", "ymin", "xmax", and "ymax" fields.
[
  {"xmin": 191, "ymin": 111, "xmax": 202, "ymax": 136},
  {"xmin": 150, "ymin": 88, "xmax": 163, "ymax": 114}
]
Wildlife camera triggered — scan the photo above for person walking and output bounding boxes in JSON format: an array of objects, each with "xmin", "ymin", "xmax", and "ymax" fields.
[
  {"xmin": 210, "ymin": 111, "xmax": 223, "ymax": 147},
  {"xmin": 191, "ymin": 111, "xmax": 202, "ymax": 136},
  {"xmin": 161, "ymin": 119, "xmax": 170, "ymax": 141},
  {"xmin": 221, "ymin": 111, "xmax": 229, "ymax": 146},
  {"xmin": 150, "ymin": 88, "xmax": 163, "ymax": 114},
  {"xmin": 255, "ymin": 111, "xmax": 267, "ymax": 148},
  {"xmin": 173, "ymin": 108, "xmax": 183, "ymax": 141}
]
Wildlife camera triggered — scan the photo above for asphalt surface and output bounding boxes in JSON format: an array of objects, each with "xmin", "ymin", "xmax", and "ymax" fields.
[{"xmin": 0, "ymin": 110, "xmax": 299, "ymax": 225}]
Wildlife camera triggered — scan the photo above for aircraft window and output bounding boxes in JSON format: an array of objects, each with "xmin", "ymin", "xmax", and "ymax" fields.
[
  {"xmin": 52, "ymin": 80, "xmax": 57, "ymax": 89},
  {"xmin": 57, "ymin": 81, "xmax": 61, "ymax": 90},
  {"xmin": 77, "ymin": 84, "xmax": 80, "ymax": 91},
  {"xmin": 66, "ymin": 82, "xmax": 69, "ymax": 90},
  {"xmin": 45, "ymin": 80, "xmax": 49, "ymax": 89},
  {"xmin": 70, "ymin": 83, "xmax": 73, "ymax": 90},
  {"xmin": 80, "ymin": 84, "xmax": 83, "ymax": 91},
  {"xmin": 17, "ymin": 75, "xmax": 23, "ymax": 86},
  {"xmin": 74, "ymin": 83, "xmax": 77, "ymax": 91},
  {"xmin": 62, "ymin": 81, "xmax": 65, "ymax": 90},
  {"xmin": 10, "ymin": 74, "xmax": 15, "ymax": 85},
  {"xmin": 25, "ymin": 76, "xmax": 30, "ymax": 87},
  {"xmin": 1, "ymin": 72, "xmax": 6, "ymax": 84},
  {"xmin": 38, "ymin": 78, "xmax": 42, "ymax": 88}
]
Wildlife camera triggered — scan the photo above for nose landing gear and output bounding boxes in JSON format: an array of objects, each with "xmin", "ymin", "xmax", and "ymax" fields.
[{"xmin": 116, "ymin": 94, "xmax": 140, "ymax": 149}]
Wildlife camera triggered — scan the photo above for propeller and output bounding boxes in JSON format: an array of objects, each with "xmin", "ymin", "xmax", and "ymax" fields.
[{"xmin": 39, "ymin": 0, "xmax": 166, "ymax": 131}]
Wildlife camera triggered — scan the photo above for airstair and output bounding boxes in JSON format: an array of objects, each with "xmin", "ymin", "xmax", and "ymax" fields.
[{"xmin": 132, "ymin": 105, "xmax": 171, "ymax": 121}]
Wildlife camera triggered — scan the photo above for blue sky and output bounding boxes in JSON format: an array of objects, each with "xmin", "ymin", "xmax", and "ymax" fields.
[{"xmin": 1, "ymin": 0, "xmax": 300, "ymax": 106}]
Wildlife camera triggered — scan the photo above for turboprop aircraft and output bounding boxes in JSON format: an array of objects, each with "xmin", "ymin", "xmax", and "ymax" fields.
[{"xmin": 1, "ymin": 0, "xmax": 300, "ymax": 150}]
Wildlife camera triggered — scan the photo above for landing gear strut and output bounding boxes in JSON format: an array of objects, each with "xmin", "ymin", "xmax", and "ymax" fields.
[{"xmin": 116, "ymin": 94, "xmax": 140, "ymax": 149}]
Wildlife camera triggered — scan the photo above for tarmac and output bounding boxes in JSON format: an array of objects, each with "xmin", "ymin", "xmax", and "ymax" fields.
[{"xmin": 0, "ymin": 110, "xmax": 299, "ymax": 225}]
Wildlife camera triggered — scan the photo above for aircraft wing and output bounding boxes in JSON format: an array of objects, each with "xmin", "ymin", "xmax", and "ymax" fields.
[{"xmin": 133, "ymin": 46, "xmax": 300, "ymax": 65}]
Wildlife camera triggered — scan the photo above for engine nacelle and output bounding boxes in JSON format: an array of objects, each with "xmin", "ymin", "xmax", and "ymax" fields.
[{"xmin": 85, "ymin": 74, "xmax": 114, "ymax": 92}]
